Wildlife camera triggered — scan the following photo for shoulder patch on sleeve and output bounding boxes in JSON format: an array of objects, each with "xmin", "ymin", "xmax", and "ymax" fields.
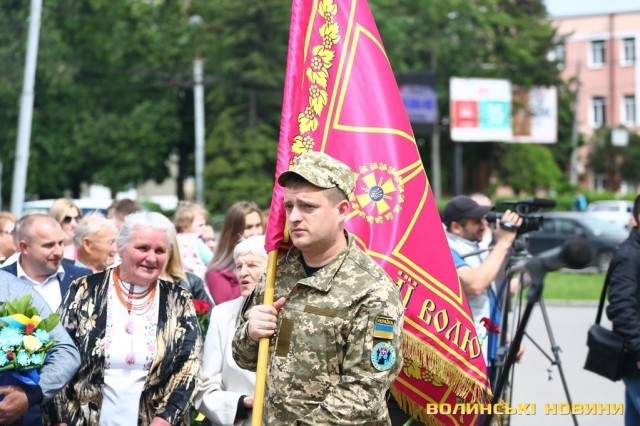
[
  {"xmin": 373, "ymin": 315, "xmax": 395, "ymax": 340},
  {"xmin": 371, "ymin": 341, "xmax": 396, "ymax": 371}
]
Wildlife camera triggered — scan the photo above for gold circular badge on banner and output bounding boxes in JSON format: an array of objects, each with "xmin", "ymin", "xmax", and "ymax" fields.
[{"xmin": 350, "ymin": 163, "xmax": 404, "ymax": 224}]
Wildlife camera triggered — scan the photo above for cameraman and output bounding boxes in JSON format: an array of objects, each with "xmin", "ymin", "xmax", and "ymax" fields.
[{"xmin": 443, "ymin": 195, "xmax": 522, "ymax": 366}]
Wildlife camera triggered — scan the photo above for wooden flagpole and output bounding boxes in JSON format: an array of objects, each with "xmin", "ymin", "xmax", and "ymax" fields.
[{"xmin": 251, "ymin": 249, "xmax": 279, "ymax": 426}]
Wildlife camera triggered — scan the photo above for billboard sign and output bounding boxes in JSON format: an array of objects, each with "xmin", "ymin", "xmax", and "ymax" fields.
[
  {"xmin": 398, "ymin": 72, "xmax": 437, "ymax": 135},
  {"xmin": 450, "ymin": 77, "xmax": 512, "ymax": 142},
  {"xmin": 511, "ymin": 86, "xmax": 557, "ymax": 143}
]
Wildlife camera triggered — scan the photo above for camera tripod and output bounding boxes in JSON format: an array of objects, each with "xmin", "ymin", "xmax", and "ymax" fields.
[{"xmin": 485, "ymin": 250, "xmax": 578, "ymax": 426}]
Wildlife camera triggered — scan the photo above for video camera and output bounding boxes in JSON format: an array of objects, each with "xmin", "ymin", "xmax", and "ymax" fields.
[{"xmin": 485, "ymin": 198, "xmax": 556, "ymax": 235}]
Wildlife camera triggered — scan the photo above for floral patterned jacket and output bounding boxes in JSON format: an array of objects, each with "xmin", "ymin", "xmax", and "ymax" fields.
[{"xmin": 47, "ymin": 268, "xmax": 202, "ymax": 425}]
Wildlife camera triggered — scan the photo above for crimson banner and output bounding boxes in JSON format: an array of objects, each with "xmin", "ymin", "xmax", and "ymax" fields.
[{"xmin": 266, "ymin": 1, "xmax": 491, "ymax": 424}]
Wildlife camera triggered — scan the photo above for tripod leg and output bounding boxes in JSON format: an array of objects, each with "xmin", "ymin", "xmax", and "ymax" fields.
[{"xmin": 538, "ymin": 297, "xmax": 579, "ymax": 426}]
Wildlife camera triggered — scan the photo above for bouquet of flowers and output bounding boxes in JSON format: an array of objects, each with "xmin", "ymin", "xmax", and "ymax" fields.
[{"xmin": 0, "ymin": 294, "xmax": 59, "ymax": 396}]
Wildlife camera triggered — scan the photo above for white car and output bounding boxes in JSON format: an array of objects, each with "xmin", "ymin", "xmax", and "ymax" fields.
[
  {"xmin": 22, "ymin": 199, "xmax": 111, "ymax": 216},
  {"xmin": 586, "ymin": 200, "xmax": 633, "ymax": 232}
]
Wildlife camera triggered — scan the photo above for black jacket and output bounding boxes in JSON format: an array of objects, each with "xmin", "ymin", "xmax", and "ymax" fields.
[
  {"xmin": 606, "ymin": 228, "xmax": 640, "ymax": 377},
  {"xmin": 176, "ymin": 272, "xmax": 213, "ymax": 303}
]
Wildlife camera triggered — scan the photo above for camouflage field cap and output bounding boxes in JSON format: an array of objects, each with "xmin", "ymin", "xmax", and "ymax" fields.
[{"xmin": 278, "ymin": 151, "xmax": 355, "ymax": 197}]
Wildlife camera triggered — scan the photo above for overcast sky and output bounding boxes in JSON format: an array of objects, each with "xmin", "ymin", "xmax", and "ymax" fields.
[{"xmin": 544, "ymin": 0, "xmax": 640, "ymax": 17}]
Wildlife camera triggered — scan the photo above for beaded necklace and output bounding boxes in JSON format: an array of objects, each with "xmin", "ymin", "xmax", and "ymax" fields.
[{"xmin": 112, "ymin": 267, "xmax": 157, "ymax": 365}]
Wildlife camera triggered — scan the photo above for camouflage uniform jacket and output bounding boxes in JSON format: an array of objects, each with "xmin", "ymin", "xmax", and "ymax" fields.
[
  {"xmin": 47, "ymin": 268, "xmax": 202, "ymax": 425},
  {"xmin": 232, "ymin": 234, "xmax": 404, "ymax": 425}
]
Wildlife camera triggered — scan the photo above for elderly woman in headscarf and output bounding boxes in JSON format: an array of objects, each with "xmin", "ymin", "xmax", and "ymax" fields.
[
  {"xmin": 195, "ymin": 235, "xmax": 267, "ymax": 425},
  {"xmin": 49, "ymin": 211, "xmax": 202, "ymax": 426}
]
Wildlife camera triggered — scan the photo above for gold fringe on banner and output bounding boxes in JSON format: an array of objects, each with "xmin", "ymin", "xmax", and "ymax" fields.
[{"xmin": 393, "ymin": 332, "xmax": 492, "ymax": 422}]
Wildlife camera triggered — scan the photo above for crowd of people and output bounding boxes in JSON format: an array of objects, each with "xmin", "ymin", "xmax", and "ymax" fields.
[
  {"xmin": 0, "ymin": 194, "xmax": 274, "ymax": 425},
  {"xmin": 0, "ymin": 151, "xmax": 405, "ymax": 425},
  {"xmin": 3, "ymin": 151, "xmax": 635, "ymax": 425}
]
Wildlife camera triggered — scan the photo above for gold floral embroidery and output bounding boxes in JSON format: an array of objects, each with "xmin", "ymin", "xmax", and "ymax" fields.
[
  {"xmin": 309, "ymin": 84, "xmax": 328, "ymax": 114},
  {"xmin": 292, "ymin": 135, "xmax": 315, "ymax": 154},
  {"xmin": 298, "ymin": 106, "xmax": 319, "ymax": 133},
  {"xmin": 290, "ymin": 0, "xmax": 340, "ymax": 159}
]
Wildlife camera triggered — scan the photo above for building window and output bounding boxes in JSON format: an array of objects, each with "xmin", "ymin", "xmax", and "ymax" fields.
[
  {"xmin": 622, "ymin": 37, "xmax": 636, "ymax": 65},
  {"xmin": 590, "ymin": 40, "xmax": 606, "ymax": 67},
  {"xmin": 624, "ymin": 95, "xmax": 636, "ymax": 125},
  {"xmin": 548, "ymin": 43, "xmax": 565, "ymax": 69},
  {"xmin": 592, "ymin": 96, "xmax": 606, "ymax": 128}
]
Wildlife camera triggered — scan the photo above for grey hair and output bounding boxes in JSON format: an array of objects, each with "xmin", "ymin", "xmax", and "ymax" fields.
[
  {"xmin": 233, "ymin": 234, "xmax": 267, "ymax": 261},
  {"xmin": 116, "ymin": 211, "xmax": 175, "ymax": 250},
  {"xmin": 73, "ymin": 213, "xmax": 117, "ymax": 247}
]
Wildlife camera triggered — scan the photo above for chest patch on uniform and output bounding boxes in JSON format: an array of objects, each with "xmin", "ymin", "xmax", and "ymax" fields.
[
  {"xmin": 373, "ymin": 315, "xmax": 395, "ymax": 340},
  {"xmin": 371, "ymin": 341, "xmax": 396, "ymax": 371}
]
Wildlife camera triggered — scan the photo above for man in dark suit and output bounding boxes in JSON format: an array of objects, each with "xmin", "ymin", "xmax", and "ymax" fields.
[{"xmin": 1, "ymin": 214, "xmax": 89, "ymax": 311}]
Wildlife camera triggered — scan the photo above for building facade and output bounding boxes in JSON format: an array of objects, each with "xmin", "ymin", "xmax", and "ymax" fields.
[
  {"xmin": 550, "ymin": 10, "xmax": 640, "ymax": 190},
  {"xmin": 551, "ymin": 10, "xmax": 640, "ymax": 135}
]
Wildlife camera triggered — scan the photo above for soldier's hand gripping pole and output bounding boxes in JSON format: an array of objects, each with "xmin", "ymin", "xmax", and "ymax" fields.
[{"xmin": 251, "ymin": 250, "xmax": 279, "ymax": 426}]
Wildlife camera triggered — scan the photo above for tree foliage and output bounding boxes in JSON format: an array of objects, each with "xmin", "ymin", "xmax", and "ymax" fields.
[
  {"xmin": 496, "ymin": 144, "xmax": 563, "ymax": 193},
  {"xmin": 195, "ymin": 0, "xmax": 289, "ymax": 212},
  {"xmin": 1, "ymin": 0, "xmax": 567, "ymax": 211},
  {"xmin": 590, "ymin": 127, "xmax": 640, "ymax": 190},
  {"xmin": 372, "ymin": 0, "xmax": 566, "ymax": 194},
  {"xmin": 0, "ymin": 0, "xmax": 193, "ymax": 201}
]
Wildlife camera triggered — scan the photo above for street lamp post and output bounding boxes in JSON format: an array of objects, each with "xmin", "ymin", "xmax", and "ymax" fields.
[
  {"xmin": 11, "ymin": 0, "xmax": 43, "ymax": 215},
  {"xmin": 190, "ymin": 15, "xmax": 205, "ymax": 204}
]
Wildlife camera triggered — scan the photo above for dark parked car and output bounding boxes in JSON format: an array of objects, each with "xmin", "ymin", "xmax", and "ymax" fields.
[{"xmin": 526, "ymin": 212, "xmax": 628, "ymax": 272}]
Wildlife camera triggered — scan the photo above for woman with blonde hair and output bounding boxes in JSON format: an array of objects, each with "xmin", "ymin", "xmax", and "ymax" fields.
[
  {"xmin": 205, "ymin": 201, "xmax": 264, "ymax": 304},
  {"xmin": 173, "ymin": 202, "xmax": 213, "ymax": 280},
  {"xmin": 161, "ymin": 231, "xmax": 212, "ymax": 303},
  {"xmin": 49, "ymin": 198, "xmax": 82, "ymax": 260}
]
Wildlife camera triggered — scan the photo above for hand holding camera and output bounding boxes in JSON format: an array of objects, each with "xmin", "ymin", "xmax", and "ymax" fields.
[{"xmin": 496, "ymin": 210, "xmax": 523, "ymax": 245}]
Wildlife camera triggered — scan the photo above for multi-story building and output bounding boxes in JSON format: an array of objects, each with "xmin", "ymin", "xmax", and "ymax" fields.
[
  {"xmin": 551, "ymin": 9, "xmax": 640, "ymax": 136},
  {"xmin": 548, "ymin": 5, "xmax": 640, "ymax": 189}
]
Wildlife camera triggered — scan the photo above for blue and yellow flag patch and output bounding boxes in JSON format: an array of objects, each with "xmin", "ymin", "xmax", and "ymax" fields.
[{"xmin": 373, "ymin": 315, "xmax": 395, "ymax": 340}]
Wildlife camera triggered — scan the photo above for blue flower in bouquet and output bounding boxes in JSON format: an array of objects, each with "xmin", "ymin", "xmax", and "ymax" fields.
[
  {"xmin": 34, "ymin": 329, "xmax": 50, "ymax": 345},
  {"xmin": 0, "ymin": 351, "xmax": 7, "ymax": 367},
  {"xmin": 16, "ymin": 351, "xmax": 29, "ymax": 367},
  {"xmin": 30, "ymin": 353, "xmax": 44, "ymax": 366},
  {"xmin": 0, "ymin": 328, "xmax": 23, "ymax": 350}
]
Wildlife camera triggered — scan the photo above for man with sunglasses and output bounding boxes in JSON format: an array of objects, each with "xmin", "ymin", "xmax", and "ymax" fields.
[{"xmin": 1, "ymin": 214, "xmax": 90, "ymax": 311}]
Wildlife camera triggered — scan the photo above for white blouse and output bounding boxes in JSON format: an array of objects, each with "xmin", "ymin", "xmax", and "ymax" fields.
[
  {"xmin": 100, "ymin": 280, "xmax": 159, "ymax": 426},
  {"xmin": 195, "ymin": 296, "xmax": 256, "ymax": 426}
]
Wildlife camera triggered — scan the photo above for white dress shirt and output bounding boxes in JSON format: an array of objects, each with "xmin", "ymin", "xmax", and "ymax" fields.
[
  {"xmin": 195, "ymin": 296, "xmax": 255, "ymax": 425},
  {"xmin": 16, "ymin": 256, "xmax": 64, "ymax": 312}
]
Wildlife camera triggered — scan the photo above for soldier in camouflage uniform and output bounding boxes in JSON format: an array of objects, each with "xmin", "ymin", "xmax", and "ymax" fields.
[{"xmin": 232, "ymin": 151, "xmax": 404, "ymax": 425}]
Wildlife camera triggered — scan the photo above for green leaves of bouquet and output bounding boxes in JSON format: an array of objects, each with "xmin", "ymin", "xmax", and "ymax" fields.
[{"xmin": 0, "ymin": 295, "xmax": 60, "ymax": 371}]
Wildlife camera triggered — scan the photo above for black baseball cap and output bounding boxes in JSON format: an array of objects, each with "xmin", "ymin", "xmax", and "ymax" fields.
[{"xmin": 443, "ymin": 195, "xmax": 491, "ymax": 225}]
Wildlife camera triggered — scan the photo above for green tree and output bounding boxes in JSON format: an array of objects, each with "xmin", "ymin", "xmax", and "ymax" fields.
[
  {"xmin": 620, "ymin": 133, "xmax": 640, "ymax": 184},
  {"xmin": 496, "ymin": 144, "xmax": 563, "ymax": 194},
  {"xmin": 372, "ymin": 0, "xmax": 565, "ymax": 194},
  {"xmin": 196, "ymin": 0, "xmax": 289, "ymax": 212},
  {"xmin": 0, "ymin": 0, "xmax": 194, "ymax": 201},
  {"xmin": 590, "ymin": 127, "xmax": 640, "ymax": 190},
  {"xmin": 0, "ymin": 0, "xmax": 568, "ymax": 210}
]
